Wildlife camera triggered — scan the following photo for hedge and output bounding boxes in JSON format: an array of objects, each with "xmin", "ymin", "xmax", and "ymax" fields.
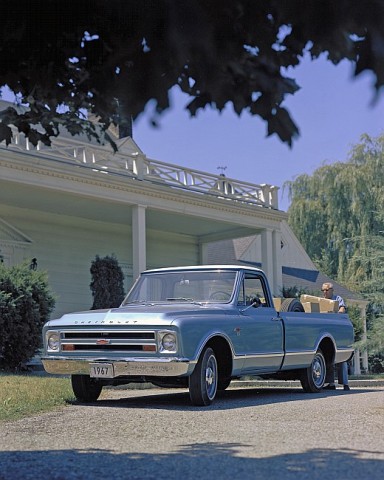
[{"xmin": 0, "ymin": 262, "xmax": 55, "ymax": 370}]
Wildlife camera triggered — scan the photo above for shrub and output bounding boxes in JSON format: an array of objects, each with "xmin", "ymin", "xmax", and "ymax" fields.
[
  {"xmin": 347, "ymin": 304, "xmax": 365, "ymax": 342},
  {"xmin": 280, "ymin": 286, "xmax": 312, "ymax": 298},
  {"xmin": 90, "ymin": 254, "xmax": 125, "ymax": 309},
  {"xmin": 369, "ymin": 354, "xmax": 384, "ymax": 374},
  {"xmin": 0, "ymin": 262, "xmax": 56, "ymax": 370}
]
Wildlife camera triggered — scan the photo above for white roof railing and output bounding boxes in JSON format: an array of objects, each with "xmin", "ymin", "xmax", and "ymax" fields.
[{"xmin": 6, "ymin": 131, "xmax": 279, "ymax": 210}]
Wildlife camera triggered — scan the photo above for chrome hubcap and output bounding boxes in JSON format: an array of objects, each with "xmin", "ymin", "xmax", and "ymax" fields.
[
  {"xmin": 312, "ymin": 355, "xmax": 325, "ymax": 387},
  {"xmin": 205, "ymin": 355, "xmax": 217, "ymax": 399}
]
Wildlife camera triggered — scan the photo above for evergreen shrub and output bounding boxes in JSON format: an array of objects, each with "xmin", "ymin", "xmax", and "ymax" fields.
[
  {"xmin": 369, "ymin": 354, "xmax": 384, "ymax": 374},
  {"xmin": 90, "ymin": 254, "xmax": 125, "ymax": 309},
  {"xmin": 0, "ymin": 262, "xmax": 55, "ymax": 370}
]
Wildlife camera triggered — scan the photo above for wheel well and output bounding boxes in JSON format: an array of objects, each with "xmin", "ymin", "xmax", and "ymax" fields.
[
  {"xmin": 319, "ymin": 337, "xmax": 336, "ymax": 370},
  {"xmin": 205, "ymin": 336, "xmax": 233, "ymax": 382}
]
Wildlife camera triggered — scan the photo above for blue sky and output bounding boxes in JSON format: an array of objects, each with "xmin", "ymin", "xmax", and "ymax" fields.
[{"xmin": 133, "ymin": 55, "xmax": 384, "ymax": 211}]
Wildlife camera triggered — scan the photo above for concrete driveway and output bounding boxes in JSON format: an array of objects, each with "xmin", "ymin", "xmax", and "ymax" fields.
[{"xmin": 1, "ymin": 384, "xmax": 383, "ymax": 480}]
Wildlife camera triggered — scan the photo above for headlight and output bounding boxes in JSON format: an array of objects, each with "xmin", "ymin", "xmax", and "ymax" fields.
[
  {"xmin": 47, "ymin": 332, "xmax": 60, "ymax": 352},
  {"xmin": 159, "ymin": 332, "xmax": 177, "ymax": 353}
]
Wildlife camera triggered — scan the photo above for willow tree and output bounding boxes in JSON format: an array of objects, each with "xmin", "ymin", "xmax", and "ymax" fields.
[
  {"xmin": 286, "ymin": 133, "xmax": 384, "ymax": 285},
  {"xmin": 287, "ymin": 133, "xmax": 384, "ymax": 356}
]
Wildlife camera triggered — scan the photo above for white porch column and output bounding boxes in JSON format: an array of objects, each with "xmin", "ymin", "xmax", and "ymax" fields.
[
  {"xmin": 132, "ymin": 205, "xmax": 147, "ymax": 281},
  {"xmin": 361, "ymin": 304, "xmax": 369, "ymax": 372},
  {"xmin": 353, "ymin": 349, "xmax": 361, "ymax": 375},
  {"xmin": 199, "ymin": 240, "xmax": 208, "ymax": 265},
  {"xmin": 272, "ymin": 229, "xmax": 283, "ymax": 295},
  {"xmin": 261, "ymin": 229, "xmax": 274, "ymax": 293}
]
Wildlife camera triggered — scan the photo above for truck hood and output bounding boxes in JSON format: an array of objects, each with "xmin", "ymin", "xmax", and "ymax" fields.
[{"xmin": 44, "ymin": 303, "xmax": 232, "ymax": 328}]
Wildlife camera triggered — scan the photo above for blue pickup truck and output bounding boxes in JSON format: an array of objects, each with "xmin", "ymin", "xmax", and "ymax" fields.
[{"xmin": 42, "ymin": 265, "xmax": 354, "ymax": 406}]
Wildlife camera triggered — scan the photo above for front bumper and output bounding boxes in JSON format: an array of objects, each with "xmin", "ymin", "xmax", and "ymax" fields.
[{"xmin": 41, "ymin": 356, "xmax": 194, "ymax": 377}]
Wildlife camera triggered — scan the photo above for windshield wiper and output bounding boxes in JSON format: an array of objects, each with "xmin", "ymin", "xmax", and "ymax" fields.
[
  {"xmin": 124, "ymin": 298, "xmax": 204, "ymax": 306},
  {"xmin": 123, "ymin": 300, "xmax": 153, "ymax": 305},
  {"xmin": 166, "ymin": 297, "xmax": 195, "ymax": 302},
  {"xmin": 166, "ymin": 298, "xmax": 206, "ymax": 306}
]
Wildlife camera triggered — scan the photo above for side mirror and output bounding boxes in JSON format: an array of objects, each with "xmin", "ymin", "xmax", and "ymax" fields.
[
  {"xmin": 250, "ymin": 297, "xmax": 262, "ymax": 307},
  {"xmin": 240, "ymin": 297, "xmax": 262, "ymax": 313}
]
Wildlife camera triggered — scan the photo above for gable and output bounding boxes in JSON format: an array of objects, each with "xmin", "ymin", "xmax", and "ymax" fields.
[
  {"xmin": 0, "ymin": 218, "xmax": 33, "ymax": 244},
  {"xmin": 0, "ymin": 218, "xmax": 33, "ymax": 266},
  {"xmin": 280, "ymin": 220, "xmax": 317, "ymax": 270}
]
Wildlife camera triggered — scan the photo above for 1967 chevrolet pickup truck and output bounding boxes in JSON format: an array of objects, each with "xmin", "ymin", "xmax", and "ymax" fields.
[{"xmin": 42, "ymin": 265, "xmax": 354, "ymax": 406}]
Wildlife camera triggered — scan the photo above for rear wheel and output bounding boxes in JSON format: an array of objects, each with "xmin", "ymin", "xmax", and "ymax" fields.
[
  {"xmin": 189, "ymin": 347, "xmax": 218, "ymax": 406},
  {"xmin": 71, "ymin": 374, "xmax": 103, "ymax": 402},
  {"xmin": 300, "ymin": 349, "xmax": 327, "ymax": 393}
]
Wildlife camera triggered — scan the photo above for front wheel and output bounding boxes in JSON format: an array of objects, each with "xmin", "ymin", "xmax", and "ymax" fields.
[
  {"xmin": 71, "ymin": 374, "xmax": 103, "ymax": 402},
  {"xmin": 189, "ymin": 347, "xmax": 218, "ymax": 406},
  {"xmin": 300, "ymin": 349, "xmax": 327, "ymax": 393}
]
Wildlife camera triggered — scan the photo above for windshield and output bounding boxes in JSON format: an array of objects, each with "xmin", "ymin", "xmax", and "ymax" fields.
[{"xmin": 123, "ymin": 270, "xmax": 238, "ymax": 304}]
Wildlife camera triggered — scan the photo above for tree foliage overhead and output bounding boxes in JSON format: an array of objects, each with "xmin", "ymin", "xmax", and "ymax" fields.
[{"xmin": 1, "ymin": 0, "xmax": 384, "ymax": 150}]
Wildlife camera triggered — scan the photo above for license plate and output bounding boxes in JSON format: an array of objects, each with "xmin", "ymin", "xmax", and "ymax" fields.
[{"xmin": 90, "ymin": 363, "xmax": 114, "ymax": 378}]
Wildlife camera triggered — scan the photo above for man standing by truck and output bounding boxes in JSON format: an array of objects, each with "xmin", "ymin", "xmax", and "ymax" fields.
[
  {"xmin": 322, "ymin": 282, "xmax": 347, "ymax": 313},
  {"xmin": 322, "ymin": 282, "xmax": 350, "ymax": 391}
]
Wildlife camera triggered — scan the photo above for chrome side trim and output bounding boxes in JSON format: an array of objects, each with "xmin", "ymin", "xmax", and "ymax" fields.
[
  {"xmin": 234, "ymin": 352, "xmax": 284, "ymax": 359},
  {"xmin": 282, "ymin": 347, "xmax": 355, "ymax": 369},
  {"xmin": 282, "ymin": 350, "xmax": 315, "ymax": 368},
  {"xmin": 335, "ymin": 348, "xmax": 355, "ymax": 363}
]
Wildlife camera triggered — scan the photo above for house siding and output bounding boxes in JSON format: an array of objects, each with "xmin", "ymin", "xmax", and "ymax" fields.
[
  {"xmin": 0, "ymin": 203, "xmax": 200, "ymax": 318},
  {"xmin": 0, "ymin": 204, "xmax": 125, "ymax": 316},
  {"xmin": 147, "ymin": 229, "xmax": 199, "ymax": 270}
]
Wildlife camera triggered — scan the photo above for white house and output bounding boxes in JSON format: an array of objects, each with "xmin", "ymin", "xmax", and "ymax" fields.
[
  {"xmin": 0, "ymin": 100, "xmax": 367, "ymax": 372},
  {"xmin": 0, "ymin": 100, "xmax": 285, "ymax": 317}
]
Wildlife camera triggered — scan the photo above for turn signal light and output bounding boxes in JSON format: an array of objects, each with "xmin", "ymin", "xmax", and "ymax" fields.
[
  {"xmin": 62, "ymin": 344, "xmax": 75, "ymax": 351},
  {"xmin": 142, "ymin": 345, "xmax": 156, "ymax": 352}
]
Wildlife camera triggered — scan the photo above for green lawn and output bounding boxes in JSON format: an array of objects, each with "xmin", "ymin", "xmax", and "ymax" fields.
[{"xmin": 0, "ymin": 373, "xmax": 75, "ymax": 422}]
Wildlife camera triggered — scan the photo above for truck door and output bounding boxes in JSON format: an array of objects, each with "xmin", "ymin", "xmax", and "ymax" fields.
[{"xmin": 237, "ymin": 272, "xmax": 284, "ymax": 374}]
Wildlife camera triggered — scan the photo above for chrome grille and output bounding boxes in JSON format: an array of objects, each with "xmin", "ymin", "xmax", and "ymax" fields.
[{"xmin": 60, "ymin": 330, "xmax": 157, "ymax": 353}]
